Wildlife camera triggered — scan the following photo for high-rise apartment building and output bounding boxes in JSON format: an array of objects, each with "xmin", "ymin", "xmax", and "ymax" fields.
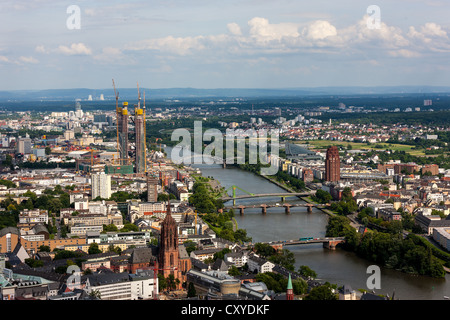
[
  {"xmin": 91, "ymin": 172, "xmax": 112, "ymax": 200},
  {"xmin": 147, "ymin": 176, "xmax": 159, "ymax": 203},
  {"xmin": 325, "ymin": 146, "xmax": 340, "ymax": 182}
]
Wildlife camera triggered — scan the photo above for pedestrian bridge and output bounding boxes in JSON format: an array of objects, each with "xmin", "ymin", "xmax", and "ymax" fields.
[{"xmin": 265, "ymin": 237, "xmax": 346, "ymax": 250}]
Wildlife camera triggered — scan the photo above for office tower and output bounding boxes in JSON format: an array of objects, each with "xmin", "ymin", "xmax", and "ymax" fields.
[
  {"xmin": 134, "ymin": 106, "xmax": 146, "ymax": 173},
  {"xmin": 116, "ymin": 102, "xmax": 129, "ymax": 165},
  {"xmin": 91, "ymin": 172, "xmax": 112, "ymax": 200},
  {"xmin": 75, "ymin": 101, "xmax": 83, "ymax": 119},
  {"xmin": 147, "ymin": 175, "xmax": 159, "ymax": 202},
  {"xmin": 325, "ymin": 146, "xmax": 340, "ymax": 182},
  {"xmin": 17, "ymin": 137, "xmax": 32, "ymax": 155}
]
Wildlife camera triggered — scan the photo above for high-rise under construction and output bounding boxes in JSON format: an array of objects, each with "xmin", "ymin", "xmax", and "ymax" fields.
[
  {"xmin": 134, "ymin": 104, "xmax": 146, "ymax": 173},
  {"xmin": 133, "ymin": 83, "xmax": 147, "ymax": 174},
  {"xmin": 117, "ymin": 102, "xmax": 129, "ymax": 165}
]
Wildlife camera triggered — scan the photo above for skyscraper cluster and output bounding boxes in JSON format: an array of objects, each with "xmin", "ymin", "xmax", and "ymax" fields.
[{"xmin": 114, "ymin": 83, "xmax": 147, "ymax": 174}]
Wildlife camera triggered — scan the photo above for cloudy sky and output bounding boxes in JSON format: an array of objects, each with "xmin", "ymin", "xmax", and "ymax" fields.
[{"xmin": 1, "ymin": 0, "xmax": 450, "ymax": 90}]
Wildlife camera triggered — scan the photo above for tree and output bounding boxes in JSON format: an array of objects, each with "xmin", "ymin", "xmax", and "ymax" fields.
[
  {"xmin": 298, "ymin": 265, "xmax": 317, "ymax": 279},
  {"xmin": 88, "ymin": 243, "xmax": 102, "ymax": 255},
  {"xmin": 219, "ymin": 229, "xmax": 235, "ymax": 242},
  {"xmin": 312, "ymin": 189, "xmax": 332, "ymax": 204},
  {"xmin": 187, "ymin": 282, "xmax": 197, "ymax": 298},
  {"xmin": 254, "ymin": 243, "xmax": 276, "ymax": 258},
  {"xmin": 183, "ymin": 241, "xmax": 197, "ymax": 255},
  {"xmin": 228, "ymin": 265, "xmax": 242, "ymax": 276},
  {"xmin": 166, "ymin": 274, "xmax": 180, "ymax": 291},
  {"xmin": 108, "ymin": 244, "xmax": 122, "ymax": 254},
  {"xmin": 213, "ymin": 248, "xmax": 231, "ymax": 261},
  {"xmin": 234, "ymin": 229, "xmax": 252, "ymax": 243},
  {"xmin": 387, "ymin": 220, "xmax": 403, "ymax": 235},
  {"xmin": 102, "ymin": 224, "xmax": 118, "ymax": 233},
  {"xmin": 120, "ymin": 223, "xmax": 139, "ymax": 232},
  {"xmin": 342, "ymin": 187, "xmax": 354, "ymax": 202},
  {"xmin": 158, "ymin": 274, "xmax": 168, "ymax": 291},
  {"xmin": 47, "ymin": 198, "xmax": 63, "ymax": 214},
  {"xmin": 304, "ymin": 283, "xmax": 337, "ymax": 300},
  {"xmin": 3, "ymin": 154, "xmax": 12, "ymax": 167},
  {"xmin": 38, "ymin": 245, "xmax": 50, "ymax": 252},
  {"xmin": 268, "ymin": 249, "xmax": 296, "ymax": 271},
  {"xmin": 25, "ymin": 258, "xmax": 44, "ymax": 268}
]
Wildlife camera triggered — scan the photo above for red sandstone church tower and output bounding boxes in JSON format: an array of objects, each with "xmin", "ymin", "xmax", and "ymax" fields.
[
  {"xmin": 158, "ymin": 200, "xmax": 181, "ymax": 284},
  {"xmin": 286, "ymin": 273, "xmax": 294, "ymax": 300},
  {"xmin": 325, "ymin": 146, "xmax": 340, "ymax": 182}
]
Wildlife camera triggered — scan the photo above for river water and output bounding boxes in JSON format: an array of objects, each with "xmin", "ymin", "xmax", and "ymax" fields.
[{"xmin": 167, "ymin": 148, "xmax": 450, "ymax": 300}]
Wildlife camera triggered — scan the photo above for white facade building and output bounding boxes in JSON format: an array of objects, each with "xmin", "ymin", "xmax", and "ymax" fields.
[{"xmin": 91, "ymin": 173, "xmax": 111, "ymax": 200}]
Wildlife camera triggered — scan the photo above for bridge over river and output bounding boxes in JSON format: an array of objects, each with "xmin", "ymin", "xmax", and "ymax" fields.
[
  {"xmin": 220, "ymin": 184, "xmax": 315, "ymax": 206},
  {"xmin": 226, "ymin": 202, "xmax": 327, "ymax": 214},
  {"xmin": 265, "ymin": 237, "xmax": 346, "ymax": 250}
]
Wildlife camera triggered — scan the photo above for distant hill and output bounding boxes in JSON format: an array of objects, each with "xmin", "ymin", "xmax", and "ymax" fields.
[{"xmin": 1, "ymin": 86, "xmax": 450, "ymax": 102}]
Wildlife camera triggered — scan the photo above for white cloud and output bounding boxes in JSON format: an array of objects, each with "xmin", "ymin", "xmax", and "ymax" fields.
[
  {"xmin": 121, "ymin": 16, "xmax": 450, "ymax": 61},
  {"xmin": 248, "ymin": 17, "xmax": 300, "ymax": 42},
  {"xmin": 18, "ymin": 56, "xmax": 39, "ymax": 64},
  {"xmin": 35, "ymin": 45, "xmax": 47, "ymax": 54},
  {"xmin": 55, "ymin": 43, "xmax": 92, "ymax": 56},
  {"xmin": 129, "ymin": 36, "xmax": 205, "ymax": 55},
  {"xmin": 420, "ymin": 22, "xmax": 447, "ymax": 37},
  {"xmin": 227, "ymin": 23, "xmax": 242, "ymax": 36},
  {"xmin": 388, "ymin": 49, "xmax": 421, "ymax": 58},
  {"xmin": 93, "ymin": 47, "xmax": 135, "ymax": 65},
  {"xmin": 302, "ymin": 20, "xmax": 337, "ymax": 40}
]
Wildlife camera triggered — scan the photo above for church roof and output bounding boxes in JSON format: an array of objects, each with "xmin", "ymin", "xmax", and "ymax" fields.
[
  {"xmin": 129, "ymin": 247, "xmax": 155, "ymax": 264},
  {"xmin": 287, "ymin": 273, "xmax": 293, "ymax": 290}
]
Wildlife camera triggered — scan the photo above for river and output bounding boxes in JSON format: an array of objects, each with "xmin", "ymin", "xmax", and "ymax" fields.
[{"xmin": 166, "ymin": 147, "xmax": 450, "ymax": 300}]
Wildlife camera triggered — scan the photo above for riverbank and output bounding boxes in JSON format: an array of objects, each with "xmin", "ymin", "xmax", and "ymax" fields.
[
  {"xmin": 167, "ymin": 149, "xmax": 450, "ymax": 299},
  {"xmin": 249, "ymin": 169, "xmax": 335, "ymax": 217}
]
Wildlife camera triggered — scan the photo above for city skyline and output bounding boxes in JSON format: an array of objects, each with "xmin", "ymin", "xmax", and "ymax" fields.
[{"xmin": 1, "ymin": 0, "xmax": 450, "ymax": 90}]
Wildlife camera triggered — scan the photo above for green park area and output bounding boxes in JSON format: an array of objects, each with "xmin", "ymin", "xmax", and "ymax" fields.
[{"xmin": 294, "ymin": 140, "xmax": 426, "ymax": 156}]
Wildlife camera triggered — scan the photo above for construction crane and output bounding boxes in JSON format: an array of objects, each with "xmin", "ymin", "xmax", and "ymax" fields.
[
  {"xmin": 155, "ymin": 138, "xmax": 162, "ymax": 152},
  {"xmin": 143, "ymin": 89, "xmax": 147, "ymax": 173},
  {"xmin": 112, "ymin": 79, "xmax": 120, "ymax": 157},
  {"xmin": 183, "ymin": 210, "xmax": 207, "ymax": 235}
]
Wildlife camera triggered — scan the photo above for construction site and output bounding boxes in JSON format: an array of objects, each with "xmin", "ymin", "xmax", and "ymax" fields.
[{"xmin": 72, "ymin": 80, "xmax": 171, "ymax": 199}]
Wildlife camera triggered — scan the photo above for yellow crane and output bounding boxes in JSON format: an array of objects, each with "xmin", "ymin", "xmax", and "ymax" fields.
[
  {"xmin": 155, "ymin": 138, "xmax": 162, "ymax": 152},
  {"xmin": 184, "ymin": 210, "xmax": 207, "ymax": 235}
]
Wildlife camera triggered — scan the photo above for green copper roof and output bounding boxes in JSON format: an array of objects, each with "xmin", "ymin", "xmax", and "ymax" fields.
[{"xmin": 287, "ymin": 273, "xmax": 293, "ymax": 290}]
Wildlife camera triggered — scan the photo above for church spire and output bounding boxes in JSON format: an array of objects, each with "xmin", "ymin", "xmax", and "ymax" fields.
[{"xmin": 286, "ymin": 273, "xmax": 294, "ymax": 300}]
